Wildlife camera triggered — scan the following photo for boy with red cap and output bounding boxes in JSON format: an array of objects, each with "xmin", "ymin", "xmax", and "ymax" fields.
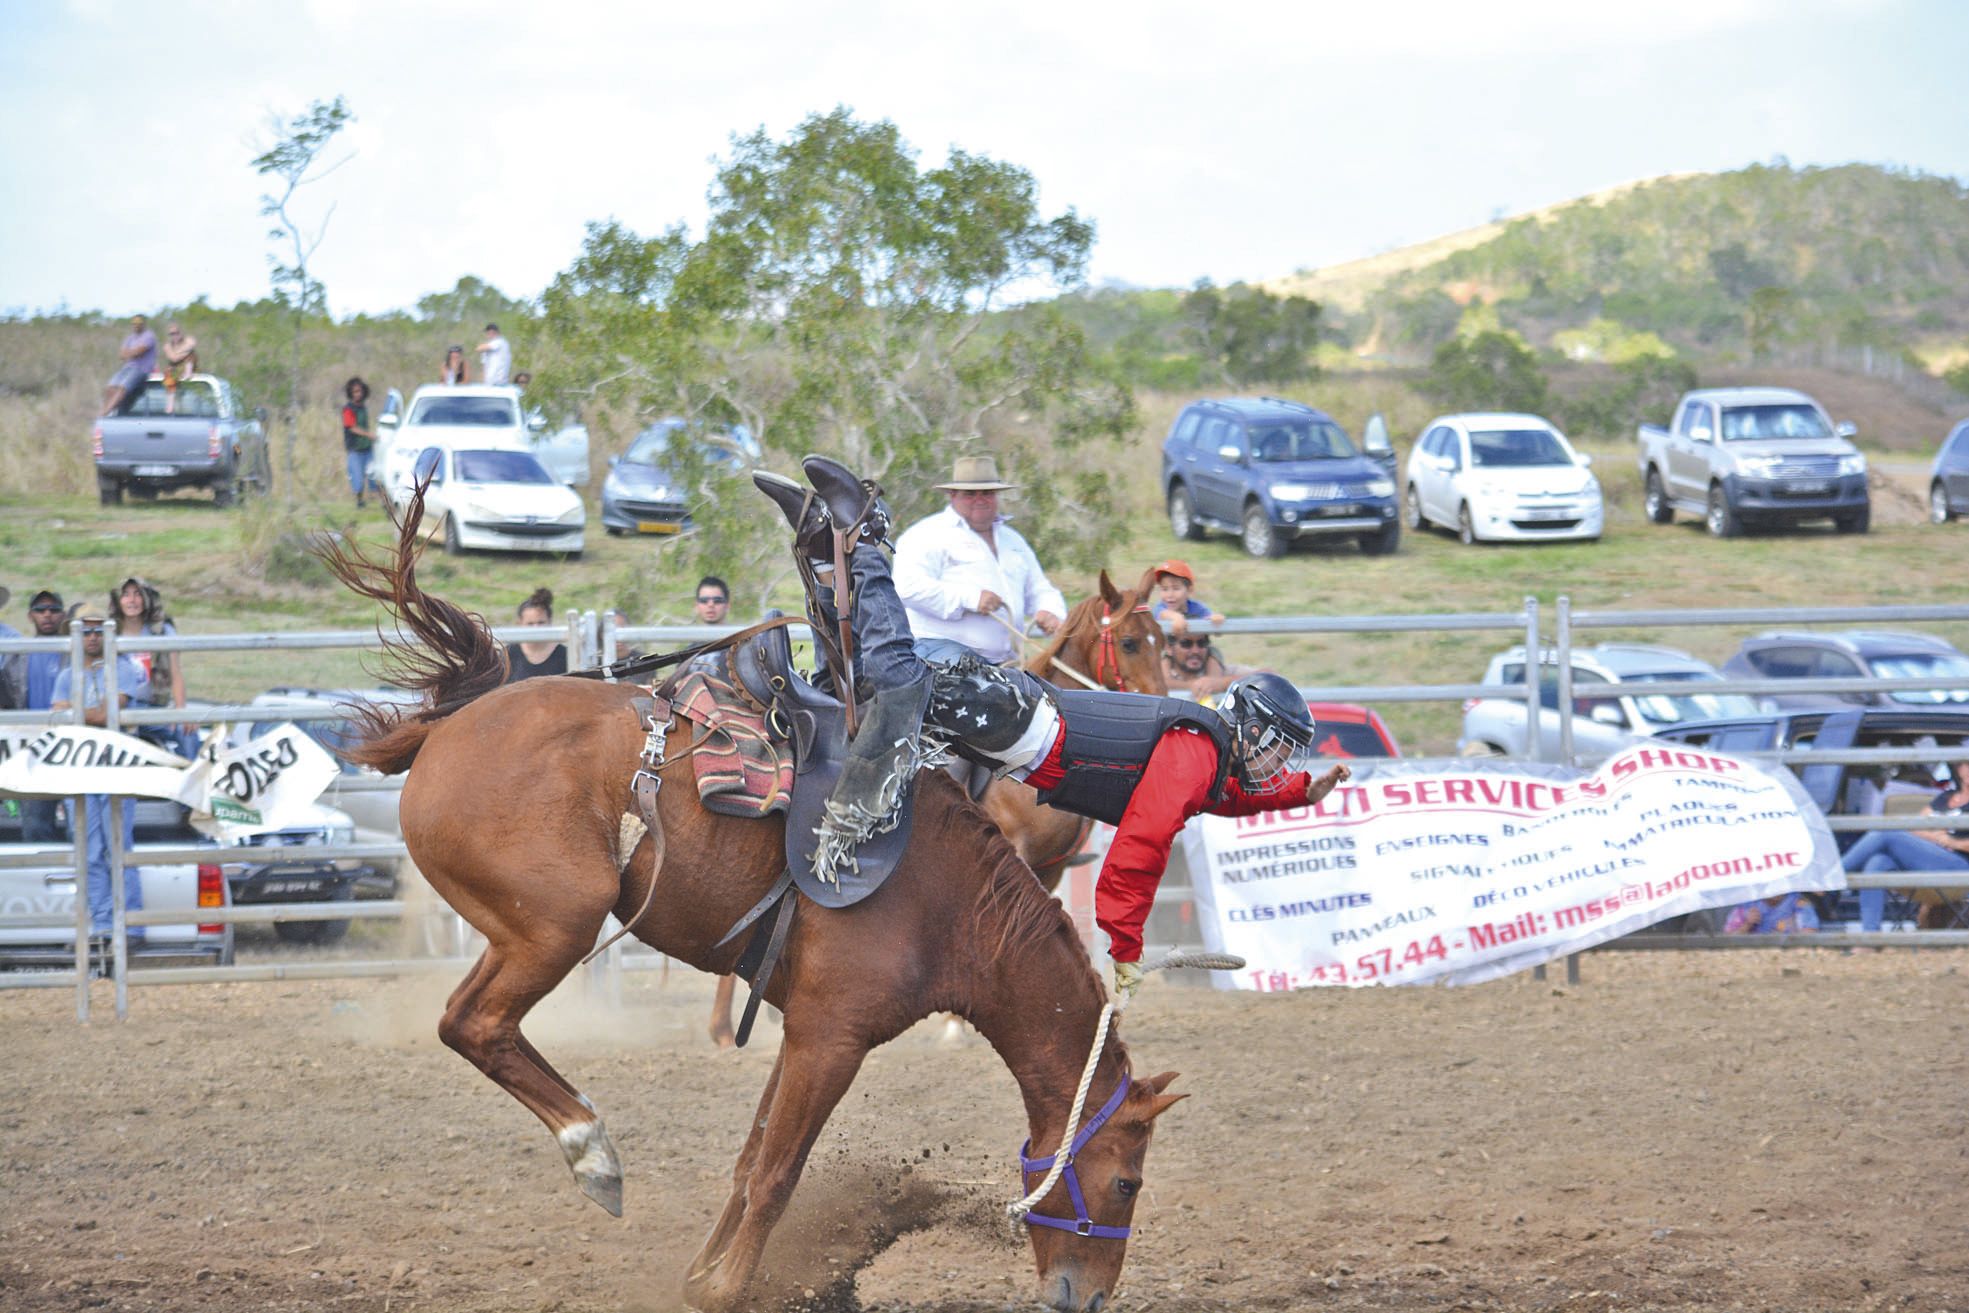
[{"xmin": 1149, "ymin": 559, "xmax": 1224, "ymax": 635}]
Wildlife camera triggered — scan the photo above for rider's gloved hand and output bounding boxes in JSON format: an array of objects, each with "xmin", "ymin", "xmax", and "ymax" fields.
[{"xmin": 1111, "ymin": 958, "xmax": 1144, "ymax": 1006}]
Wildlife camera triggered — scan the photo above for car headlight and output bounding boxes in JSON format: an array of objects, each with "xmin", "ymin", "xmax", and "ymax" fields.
[
  {"xmin": 1268, "ymin": 482, "xmax": 1314, "ymax": 500},
  {"xmin": 557, "ymin": 505, "xmax": 585, "ymax": 524},
  {"xmin": 1364, "ymin": 478, "xmax": 1395, "ymax": 497},
  {"xmin": 1734, "ymin": 455, "xmax": 1782, "ymax": 476},
  {"xmin": 325, "ymin": 825, "xmax": 354, "ymax": 847},
  {"xmin": 1837, "ymin": 453, "xmax": 1867, "ymax": 475}
]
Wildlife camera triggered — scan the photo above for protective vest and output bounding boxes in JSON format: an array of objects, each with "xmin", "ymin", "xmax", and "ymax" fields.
[{"xmin": 1036, "ymin": 690, "xmax": 1235, "ymax": 825}]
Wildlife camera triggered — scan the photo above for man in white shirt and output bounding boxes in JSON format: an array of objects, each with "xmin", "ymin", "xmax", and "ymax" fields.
[
  {"xmin": 893, "ymin": 455, "xmax": 1065, "ymax": 665},
  {"xmin": 476, "ymin": 323, "xmax": 512, "ymax": 386}
]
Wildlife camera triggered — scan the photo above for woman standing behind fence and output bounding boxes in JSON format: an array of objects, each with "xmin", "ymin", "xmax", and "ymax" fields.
[
  {"xmin": 504, "ymin": 588, "xmax": 568, "ymax": 683},
  {"xmin": 111, "ymin": 577, "xmax": 194, "ymax": 759}
]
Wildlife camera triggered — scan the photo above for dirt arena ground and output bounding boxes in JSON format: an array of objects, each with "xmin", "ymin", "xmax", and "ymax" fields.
[{"xmin": 2, "ymin": 949, "xmax": 1965, "ymax": 1313}]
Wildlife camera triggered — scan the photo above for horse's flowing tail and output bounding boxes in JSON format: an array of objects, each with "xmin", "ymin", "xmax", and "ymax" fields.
[{"xmin": 314, "ymin": 483, "xmax": 511, "ymax": 774}]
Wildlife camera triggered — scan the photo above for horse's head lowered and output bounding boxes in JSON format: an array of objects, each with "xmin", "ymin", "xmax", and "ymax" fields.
[
  {"xmin": 1022, "ymin": 1069, "xmax": 1187, "ymax": 1312},
  {"xmin": 1032, "ymin": 568, "xmax": 1169, "ymax": 696}
]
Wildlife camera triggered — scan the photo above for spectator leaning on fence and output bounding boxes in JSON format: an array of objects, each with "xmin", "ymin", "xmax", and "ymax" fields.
[
  {"xmin": 112, "ymin": 577, "xmax": 194, "ymax": 759},
  {"xmin": 19, "ymin": 590, "xmax": 67, "ymax": 842},
  {"xmin": 50, "ymin": 607, "xmax": 150, "ymax": 940},
  {"xmin": 1840, "ymin": 758, "xmax": 1969, "ymax": 931},
  {"xmin": 504, "ymin": 588, "xmax": 568, "ymax": 683}
]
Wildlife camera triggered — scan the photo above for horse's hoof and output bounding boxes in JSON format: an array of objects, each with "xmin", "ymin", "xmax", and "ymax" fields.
[{"xmin": 559, "ymin": 1118, "xmax": 625, "ymax": 1217}]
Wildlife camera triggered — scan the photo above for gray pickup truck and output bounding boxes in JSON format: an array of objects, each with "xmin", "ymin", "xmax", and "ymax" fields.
[
  {"xmin": 92, "ymin": 373, "xmax": 271, "ymax": 506},
  {"xmin": 1636, "ymin": 386, "xmax": 1869, "ymax": 537}
]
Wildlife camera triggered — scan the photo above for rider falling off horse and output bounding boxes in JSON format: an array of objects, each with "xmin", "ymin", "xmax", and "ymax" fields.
[{"xmin": 753, "ymin": 456, "xmax": 1352, "ymax": 1002}]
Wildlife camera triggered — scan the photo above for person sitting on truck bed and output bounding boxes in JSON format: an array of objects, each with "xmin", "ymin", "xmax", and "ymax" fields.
[
  {"xmin": 160, "ymin": 322, "xmax": 199, "ymax": 413},
  {"xmin": 49, "ymin": 607, "xmax": 151, "ymax": 940},
  {"xmin": 100, "ymin": 315, "xmax": 157, "ymax": 417}
]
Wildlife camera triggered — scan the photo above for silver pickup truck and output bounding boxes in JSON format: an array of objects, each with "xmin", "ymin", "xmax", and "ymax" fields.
[
  {"xmin": 92, "ymin": 373, "xmax": 271, "ymax": 507},
  {"xmin": 0, "ymin": 800, "xmax": 232, "ymax": 970},
  {"xmin": 1636, "ymin": 386, "xmax": 1868, "ymax": 537}
]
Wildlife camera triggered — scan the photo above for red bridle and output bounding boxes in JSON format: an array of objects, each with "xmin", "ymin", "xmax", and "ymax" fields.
[{"xmin": 1092, "ymin": 601, "xmax": 1153, "ymax": 692}]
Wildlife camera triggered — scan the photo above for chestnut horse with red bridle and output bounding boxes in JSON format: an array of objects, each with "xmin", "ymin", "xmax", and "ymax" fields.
[
  {"xmin": 320, "ymin": 503, "xmax": 1184, "ymax": 1313},
  {"xmin": 707, "ymin": 568, "xmax": 1168, "ymax": 1046}
]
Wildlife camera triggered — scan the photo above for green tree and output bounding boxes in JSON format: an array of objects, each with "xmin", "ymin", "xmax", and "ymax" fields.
[
  {"xmin": 251, "ymin": 95, "xmax": 354, "ymax": 499},
  {"xmin": 1422, "ymin": 330, "xmax": 1549, "ymax": 413},
  {"xmin": 1179, "ymin": 281, "xmax": 1321, "ymax": 387},
  {"xmin": 1747, "ymin": 285, "xmax": 1794, "ymax": 363},
  {"xmin": 415, "ymin": 276, "xmax": 534, "ymax": 329},
  {"xmin": 537, "ymin": 108, "xmax": 1133, "ymax": 597}
]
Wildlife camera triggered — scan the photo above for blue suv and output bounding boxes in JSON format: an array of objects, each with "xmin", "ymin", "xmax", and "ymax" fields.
[{"xmin": 1161, "ymin": 398, "xmax": 1401, "ymax": 558}]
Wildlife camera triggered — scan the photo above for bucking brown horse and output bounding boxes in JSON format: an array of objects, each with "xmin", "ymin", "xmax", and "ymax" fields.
[
  {"xmin": 321, "ymin": 500, "xmax": 1185, "ymax": 1313},
  {"xmin": 708, "ymin": 568, "xmax": 1169, "ymax": 1046}
]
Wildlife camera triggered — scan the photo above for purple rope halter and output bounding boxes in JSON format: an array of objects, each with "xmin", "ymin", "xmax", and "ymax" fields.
[{"xmin": 1016, "ymin": 1071, "xmax": 1133, "ymax": 1240}]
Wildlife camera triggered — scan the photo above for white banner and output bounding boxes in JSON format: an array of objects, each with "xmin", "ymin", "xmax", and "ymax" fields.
[
  {"xmin": 0, "ymin": 723, "xmax": 339, "ymax": 838},
  {"xmin": 1181, "ymin": 744, "xmax": 1845, "ymax": 989}
]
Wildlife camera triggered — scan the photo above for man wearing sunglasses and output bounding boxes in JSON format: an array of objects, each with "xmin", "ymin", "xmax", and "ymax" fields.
[
  {"xmin": 692, "ymin": 578, "xmax": 731, "ymax": 626},
  {"xmin": 1161, "ymin": 632, "xmax": 1257, "ymax": 700},
  {"xmin": 754, "ymin": 455, "xmax": 1350, "ymax": 1001},
  {"xmin": 49, "ymin": 609, "xmax": 152, "ymax": 940}
]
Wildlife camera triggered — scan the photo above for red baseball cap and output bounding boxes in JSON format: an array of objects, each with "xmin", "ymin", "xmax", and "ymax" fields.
[{"xmin": 1151, "ymin": 559, "xmax": 1195, "ymax": 584}]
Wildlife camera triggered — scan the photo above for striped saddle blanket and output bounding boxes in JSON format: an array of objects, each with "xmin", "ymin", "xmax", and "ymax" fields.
[{"xmin": 671, "ymin": 668, "xmax": 795, "ymax": 819}]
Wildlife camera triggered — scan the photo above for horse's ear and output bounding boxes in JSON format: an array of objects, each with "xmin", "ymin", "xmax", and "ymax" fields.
[
  {"xmin": 1134, "ymin": 566, "xmax": 1161, "ymax": 602},
  {"xmin": 1131, "ymin": 1071, "xmax": 1188, "ymax": 1122},
  {"xmin": 1146, "ymin": 1070, "xmax": 1181, "ymax": 1094},
  {"xmin": 1098, "ymin": 569, "xmax": 1123, "ymax": 610}
]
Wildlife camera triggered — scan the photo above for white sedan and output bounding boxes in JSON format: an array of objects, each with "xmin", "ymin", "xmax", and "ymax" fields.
[
  {"xmin": 1404, "ymin": 412, "xmax": 1603, "ymax": 544},
  {"xmin": 398, "ymin": 445, "xmax": 586, "ymax": 556}
]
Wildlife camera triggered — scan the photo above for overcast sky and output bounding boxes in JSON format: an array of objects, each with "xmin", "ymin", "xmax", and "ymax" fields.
[{"xmin": 2, "ymin": 0, "xmax": 1962, "ymax": 318}]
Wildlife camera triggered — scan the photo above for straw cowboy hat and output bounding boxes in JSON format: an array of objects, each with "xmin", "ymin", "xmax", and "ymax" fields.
[{"xmin": 934, "ymin": 455, "xmax": 1018, "ymax": 492}]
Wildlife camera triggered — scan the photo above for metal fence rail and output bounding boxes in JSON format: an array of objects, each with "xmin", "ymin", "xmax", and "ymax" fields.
[{"xmin": 8, "ymin": 596, "xmax": 1969, "ymax": 1023}]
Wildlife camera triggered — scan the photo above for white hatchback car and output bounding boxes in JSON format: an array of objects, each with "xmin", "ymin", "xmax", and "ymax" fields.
[
  {"xmin": 1404, "ymin": 412, "xmax": 1603, "ymax": 544},
  {"xmin": 400, "ymin": 445, "xmax": 586, "ymax": 556}
]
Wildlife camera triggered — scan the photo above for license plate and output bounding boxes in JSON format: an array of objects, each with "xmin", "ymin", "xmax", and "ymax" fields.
[
  {"xmin": 636, "ymin": 521, "xmax": 682, "ymax": 534},
  {"xmin": 254, "ymin": 879, "xmax": 322, "ymax": 895},
  {"xmin": 1522, "ymin": 508, "xmax": 1572, "ymax": 521},
  {"xmin": 135, "ymin": 464, "xmax": 176, "ymax": 477},
  {"xmin": 1786, "ymin": 480, "xmax": 1830, "ymax": 494},
  {"xmin": 1317, "ymin": 505, "xmax": 1359, "ymax": 517}
]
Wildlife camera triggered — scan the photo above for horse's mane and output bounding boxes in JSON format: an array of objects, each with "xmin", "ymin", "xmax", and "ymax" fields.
[
  {"xmin": 1025, "ymin": 592, "xmax": 1106, "ymax": 680},
  {"xmin": 919, "ymin": 774, "xmax": 1091, "ymax": 964}
]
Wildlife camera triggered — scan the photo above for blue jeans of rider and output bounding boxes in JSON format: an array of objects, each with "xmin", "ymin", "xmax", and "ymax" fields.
[
  {"xmin": 81, "ymin": 794, "xmax": 143, "ymax": 940},
  {"xmin": 820, "ymin": 546, "xmax": 933, "ymax": 693},
  {"xmin": 1840, "ymin": 829, "xmax": 1969, "ymax": 931}
]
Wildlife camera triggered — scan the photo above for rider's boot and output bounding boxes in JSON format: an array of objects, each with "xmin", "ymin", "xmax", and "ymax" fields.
[
  {"xmin": 802, "ymin": 455, "xmax": 894, "ymax": 549},
  {"xmin": 810, "ymin": 669, "xmax": 934, "ymax": 882},
  {"xmin": 752, "ymin": 470, "xmax": 835, "ymax": 562}
]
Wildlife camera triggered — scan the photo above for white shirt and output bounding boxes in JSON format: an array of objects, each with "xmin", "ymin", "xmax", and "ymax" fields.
[
  {"xmin": 893, "ymin": 505, "xmax": 1067, "ymax": 663},
  {"xmin": 479, "ymin": 336, "xmax": 512, "ymax": 385}
]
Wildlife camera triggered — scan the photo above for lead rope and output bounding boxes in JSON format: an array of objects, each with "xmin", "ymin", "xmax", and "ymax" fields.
[{"xmin": 1005, "ymin": 951, "xmax": 1246, "ymax": 1232}]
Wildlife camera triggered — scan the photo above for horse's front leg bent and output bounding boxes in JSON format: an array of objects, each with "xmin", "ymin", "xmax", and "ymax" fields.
[{"xmin": 683, "ymin": 1033, "xmax": 868, "ymax": 1313}]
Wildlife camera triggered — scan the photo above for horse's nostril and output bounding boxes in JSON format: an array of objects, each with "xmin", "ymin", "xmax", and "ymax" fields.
[
  {"xmin": 1050, "ymin": 1274, "xmax": 1074, "ymax": 1311},
  {"xmin": 1088, "ymin": 1292, "xmax": 1107, "ymax": 1313}
]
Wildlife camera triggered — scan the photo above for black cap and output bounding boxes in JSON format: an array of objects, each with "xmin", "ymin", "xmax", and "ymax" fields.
[{"xmin": 29, "ymin": 589, "xmax": 62, "ymax": 610}]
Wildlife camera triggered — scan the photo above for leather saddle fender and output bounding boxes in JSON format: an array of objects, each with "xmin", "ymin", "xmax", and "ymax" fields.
[{"xmin": 732, "ymin": 613, "xmax": 915, "ymax": 909}]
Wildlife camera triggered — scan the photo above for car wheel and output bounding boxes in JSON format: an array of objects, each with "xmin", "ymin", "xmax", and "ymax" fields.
[
  {"xmin": 1644, "ymin": 468, "xmax": 1673, "ymax": 524},
  {"xmin": 1706, "ymin": 483, "xmax": 1741, "ymax": 538},
  {"xmin": 1358, "ymin": 518, "xmax": 1401, "ymax": 556},
  {"xmin": 97, "ymin": 477, "xmax": 122, "ymax": 506},
  {"xmin": 1168, "ymin": 484, "xmax": 1205, "ymax": 541},
  {"xmin": 1457, "ymin": 502, "xmax": 1478, "ymax": 546},
  {"xmin": 1404, "ymin": 484, "xmax": 1427, "ymax": 531},
  {"xmin": 1835, "ymin": 504, "xmax": 1870, "ymax": 534},
  {"xmin": 442, "ymin": 514, "xmax": 465, "ymax": 556},
  {"xmin": 212, "ymin": 477, "xmax": 238, "ymax": 509},
  {"xmin": 1931, "ymin": 482, "xmax": 1954, "ymax": 524},
  {"xmin": 1241, "ymin": 503, "xmax": 1286, "ymax": 559},
  {"xmin": 274, "ymin": 917, "xmax": 351, "ymax": 946}
]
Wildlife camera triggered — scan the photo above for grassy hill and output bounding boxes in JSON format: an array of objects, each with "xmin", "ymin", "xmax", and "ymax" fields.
[{"xmin": 1309, "ymin": 162, "xmax": 1969, "ymax": 375}]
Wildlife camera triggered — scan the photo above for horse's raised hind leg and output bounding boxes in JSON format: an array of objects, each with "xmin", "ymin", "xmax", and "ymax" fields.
[
  {"xmin": 438, "ymin": 939, "xmax": 626, "ymax": 1216},
  {"xmin": 709, "ymin": 973, "xmax": 738, "ymax": 1048},
  {"xmin": 683, "ymin": 1033, "xmax": 868, "ymax": 1313}
]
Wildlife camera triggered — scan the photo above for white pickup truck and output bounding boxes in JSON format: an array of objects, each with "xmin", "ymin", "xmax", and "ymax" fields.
[
  {"xmin": 374, "ymin": 385, "xmax": 589, "ymax": 495},
  {"xmin": 0, "ymin": 800, "xmax": 232, "ymax": 970},
  {"xmin": 1636, "ymin": 386, "xmax": 1869, "ymax": 537}
]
